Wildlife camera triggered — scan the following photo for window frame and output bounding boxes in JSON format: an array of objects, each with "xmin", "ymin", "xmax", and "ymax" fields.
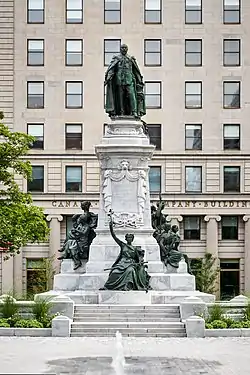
[
  {"xmin": 185, "ymin": 0, "xmax": 202, "ymax": 24},
  {"xmin": 185, "ymin": 39, "xmax": 202, "ymax": 67},
  {"xmin": 223, "ymin": 166, "xmax": 240, "ymax": 193},
  {"xmin": 144, "ymin": 81, "xmax": 162, "ymax": 109},
  {"xmin": 27, "ymin": 0, "xmax": 45, "ymax": 24},
  {"xmin": 65, "ymin": 39, "xmax": 83, "ymax": 67},
  {"xmin": 144, "ymin": 0, "xmax": 162, "ymax": 24},
  {"xmin": 65, "ymin": 81, "xmax": 83, "ymax": 109},
  {"xmin": 65, "ymin": 123, "xmax": 83, "ymax": 150},
  {"xmin": 185, "ymin": 81, "xmax": 202, "ymax": 109},
  {"xmin": 65, "ymin": 166, "xmax": 83, "ymax": 193},
  {"xmin": 185, "ymin": 124, "xmax": 202, "ymax": 150},
  {"xmin": 223, "ymin": 81, "xmax": 241, "ymax": 109},
  {"xmin": 147, "ymin": 124, "xmax": 162, "ymax": 150},
  {"xmin": 27, "ymin": 165, "xmax": 44, "ymax": 193},
  {"xmin": 27, "ymin": 123, "xmax": 44, "ymax": 150},
  {"xmin": 223, "ymin": 124, "xmax": 240, "ymax": 150},
  {"xmin": 221, "ymin": 216, "xmax": 239, "ymax": 240},
  {"xmin": 66, "ymin": 0, "xmax": 83, "ymax": 24},
  {"xmin": 183, "ymin": 216, "xmax": 201, "ymax": 240},
  {"xmin": 104, "ymin": 38, "xmax": 121, "ymax": 66},
  {"xmin": 149, "ymin": 166, "xmax": 161, "ymax": 194},
  {"xmin": 144, "ymin": 39, "xmax": 162, "ymax": 67},
  {"xmin": 27, "ymin": 39, "xmax": 44, "ymax": 66},
  {"xmin": 185, "ymin": 166, "xmax": 202, "ymax": 193},
  {"xmin": 223, "ymin": 39, "xmax": 241, "ymax": 67},
  {"xmin": 104, "ymin": 0, "xmax": 121, "ymax": 24},
  {"xmin": 27, "ymin": 81, "xmax": 44, "ymax": 109},
  {"xmin": 223, "ymin": 0, "xmax": 241, "ymax": 24}
]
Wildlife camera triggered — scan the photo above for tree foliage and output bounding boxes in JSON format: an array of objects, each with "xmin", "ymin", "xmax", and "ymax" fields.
[
  {"xmin": 191, "ymin": 253, "xmax": 219, "ymax": 294},
  {"xmin": 0, "ymin": 112, "xmax": 49, "ymax": 257}
]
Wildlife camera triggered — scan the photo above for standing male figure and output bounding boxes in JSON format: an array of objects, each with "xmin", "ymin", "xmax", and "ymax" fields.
[{"xmin": 104, "ymin": 44, "xmax": 146, "ymax": 118}]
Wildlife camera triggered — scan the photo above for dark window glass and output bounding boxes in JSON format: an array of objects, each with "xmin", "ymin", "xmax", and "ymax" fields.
[
  {"xmin": 28, "ymin": 166, "xmax": 44, "ymax": 192},
  {"xmin": 104, "ymin": 0, "xmax": 121, "ymax": 23},
  {"xmin": 66, "ymin": 40, "xmax": 83, "ymax": 66},
  {"xmin": 147, "ymin": 124, "xmax": 161, "ymax": 150},
  {"xmin": 185, "ymin": 124, "xmax": 202, "ymax": 150},
  {"xmin": 66, "ymin": 166, "xmax": 82, "ymax": 192},
  {"xmin": 27, "ymin": 40, "xmax": 44, "ymax": 66},
  {"xmin": 144, "ymin": 39, "xmax": 161, "ymax": 66},
  {"xmin": 65, "ymin": 124, "xmax": 82, "ymax": 150},
  {"xmin": 185, "ymin": 0, "xmax": 202, "ymax": 24},
  {"xmin": 224, "ymin": 166, "xmax": 240, "ymax": 192},
  {"xmin": 223, "ymin": 0, "xmax": 240, "ymax": 24},
  {"xmin": 27, "ymin": 123, "xmax": 44, "ymax": 149},
  {"xmin": 65, "ymin": 81, "xmax": 83, "ymax": 108},
  {"xmin": 185, "ymin": 40, "xmax": 202, "ymax": 66},
  {"xmin": 104, "ymin": 39, "xmax": 121, "ymax": 66},
  {"xmin": 184, "ymin": 216, "xmax": 201, "ymax": 240},
  {"xmin": 144, "ymin": 0, "xmax": 162, "ymax": 24},
  {"xmin": 185, "ymin": 82, "xmax": 202, "ymax": 108},
  {"xmin": 26, "ymin": 259, "xmax": 47, "ymax": 297},
  {"xmin": 66, "ymin": 0, "xmax": 83, "ymax": 23},
  {"xmin": 220, "ymin": 259, "xmax": 240, "ymax": 300},
  {"xmin": 145, "ymin": 81, "xmax": 161, "ymax": 108},
  {"xmin": 223, "ymin": 81, "xmax": 240, "ymax": 108},
  {"xmin": 27, "ymin": 0, "xmax": 44, "ymax": 23},
  {"xmin": 149, "ymin": 166, "xmax": 161, "ymax": 193},
  {"xmin": 221, "ymin": 216, "xmax": 238, "ymax": 240},
  {"xmin": 223, "ymin": 124, "xmax": 240, "ymax": 150},
  {"xmin": 27, "ymin": 81, "xmax": 44, "ymax": 109},
  {"xmin": 185, "ymin": 166, "xmax": 202, "ymax": 193},
  {"xmin": 223, "ymin": 39, "xmax": 240, "ymax": 66}
]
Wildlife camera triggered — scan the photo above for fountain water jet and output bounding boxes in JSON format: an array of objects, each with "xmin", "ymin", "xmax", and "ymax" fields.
[{"xmin": 112, "ymin": 331, "xmax": 126, "ymax": 375}]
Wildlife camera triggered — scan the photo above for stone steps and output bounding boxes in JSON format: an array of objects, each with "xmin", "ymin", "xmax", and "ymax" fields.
[
  {"xmin": 74, "ymin": 316, "xmax": 181, "ymax": 322},
  {"xmin": 70, "ymin": 328, "xmax": 186, "ymax": 337}
]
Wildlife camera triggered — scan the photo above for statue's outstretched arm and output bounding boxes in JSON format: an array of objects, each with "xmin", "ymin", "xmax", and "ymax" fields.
[{"xmin": 109, "ymin": 219, "xmax": 123, "ymax": 247}]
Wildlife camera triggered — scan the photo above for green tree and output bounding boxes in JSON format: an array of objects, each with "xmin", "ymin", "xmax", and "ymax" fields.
[
  {"xmin": 0, "ymin": 112, "xmax": 49, "ymax": 258},
  {"xmin": 191, "ymin": 253, "xmax": 219, "ymax": 294}
]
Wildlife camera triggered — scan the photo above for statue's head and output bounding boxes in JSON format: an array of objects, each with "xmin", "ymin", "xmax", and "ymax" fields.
[
  {"xmin": 171, "ymin": 225, "xmax": 179, "ymax": 233},
  {"xmin": 162, "ymin": 223, "xmax": 171, "ymax": 233},
  {"xmin": 120, "ymin": 44, "xmax": 128, "ymax": 55},
  {"xmin": 81, "ymin": 201, "xmax": 91, "ymax": 212},
  {"xmin": 125, "ymin": 233, "xmax": 134, "ymax": 244}
]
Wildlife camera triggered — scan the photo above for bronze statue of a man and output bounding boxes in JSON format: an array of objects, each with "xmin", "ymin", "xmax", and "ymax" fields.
[{"xmin": 104, "ymin": 44, "xmax": 146, "ymax": 118}]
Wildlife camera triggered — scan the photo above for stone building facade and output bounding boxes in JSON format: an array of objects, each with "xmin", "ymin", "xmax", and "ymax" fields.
[{"xmin": 0, "ymin": 0, "xmax": 250, "ymax": 299}]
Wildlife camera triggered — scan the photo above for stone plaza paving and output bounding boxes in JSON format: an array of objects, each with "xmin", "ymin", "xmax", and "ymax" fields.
[{"xmin": 0, "ymin": 337, "xmax": 249, "ymax": 374}]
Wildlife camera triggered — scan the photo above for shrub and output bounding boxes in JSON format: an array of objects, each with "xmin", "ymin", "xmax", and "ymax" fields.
[
  {"xmin": 222, "ymin": 317, "xmax": 236, "ymax": 328},
  {"xmin": 0, "ymin": 294, "xmax": 19, "ymax": 319},
  {"xmin": 243, "ymin": 298, "xmax": 250, "ymax": 321},
  {"xmin": 0, "ymin": 318, "xmax": 10, "ymax": 328},
  {"xmin": 210, "ymin": 320, "xmax": 227, "ymax": 329},
  {"xmin": 14, "ymin": 319, "xmax": 43, "ymax": 328},
  {"xmin": 229, "ymin": 322, "xmax": 243, "ymax": 329},
  {"xmin": 207, "ymin": 304, "xmax": 224, "ymax": 323},
  {"xmin": 32, "ymin": 297, "xmax": 55, "ymax": 327},
  {"xmin": 205, "ymin": 322, "xmax": 213, "ymax": 329},
  {"xmin": 241, "ymin": 320, "xmax": 250, "ymax": 328}
]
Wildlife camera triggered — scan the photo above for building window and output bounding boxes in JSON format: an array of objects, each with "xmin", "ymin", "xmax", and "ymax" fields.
[
  {"xmin": 185, "ymin": 0, "xmax": 202, "ymax": 24},
  {"xmin": 104, "ymin": 39, "xmax": 121, "ymax": 66},
  {"xmin": 184, "ymin": 216, "xmax": 201, "ymax": 240},
  {"xmin": 147, "ymin": 124, "xmax": 161, "ymax": 150},
  {"xmin": 223, "ymin": 124, "xmax": 240, "ymax": 150},
  {"xmin": 223, "ymin": 81, "xmax": 240, "ymax": 109},
  {"xmin": 65, "ymin": 40, "xmax": 83, "ymax": 66},
  {"xmin": 66, "ymin": 0, "xmax": 83, "ymax": 23},
  {"xmin": 27, "ymin": 81, "xmax": 44, "ymax": 109},
  {"xmin": 65, "ymin": 81, "xmax": 83, "ymax": 108},
  {"xmin": 144, "ymin": 39, "xmax": 161, "ymax": 66},
  {"xmin": 185, "ymin": 39, "xmax": 202, "ymax": 66},
  {"xmin": 26, "ymin": 259, "xmax": 47, "ymax": 297},
  {"xmin": 27, "ymin": 0, "xmax": 44, "ymax": 23},
  {"xmin": 149, "ymin": 166, "xmax": 161, "ymax": 193},
  {"xmin": 223, "ymin": 39, "xmax": 240, "ymax": 67},
  {"xmin": 104, "ymin": 0, "xmax": 121, "ymax": 23},
  {"xmin": 185, "ymin": 82, "xmax": 202, "ymax": 109},
  {"xmin": 27, "ymin": 40, "xmax": 44, "ymax": 66},
  {"xmin": 65, "ymin": 124, "xmax": 82, "ymax": 150},
  {"xmin": 221, "ymin": 216, "xmax": 238, "ymax": 240},
  {"xmin": 27, "ymin": 124, "xmax": 44, "ymax": 149},
  {"xmin": 223, "ymin": 0, "xmax": 240, "ymax": 24},
  {"xmin": 145, "ymin": 81, "xmax": 161, "ymax": 108},
  {"xmin": 224, "ymin": 166, "xmax": 240, "ymax": 192},
  {"xmin": 27, "ymin": 166, "xmax": 44, "ymax": 192},
  {"xmin": 144, "ymin": 0, "xmax": 162, "ymax": 24},
  {"xmin": 65, "ymin": 166, "xmax": 82, "ymax": 192},
  {"xmin": 220, "ymin": 260, "xmax": 240, "ymax": 300},
  {"xmin": 185, "ymin": 166, "xmax": 202, "ymax": 193},
  {"xmin": 185, "ymin": 124, "xmax": 202, "ymax": 150}
]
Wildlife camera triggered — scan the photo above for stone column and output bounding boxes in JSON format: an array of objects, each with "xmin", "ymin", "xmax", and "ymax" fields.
[
  {"xmin": 166, "ymin": 215, "xmax": 183, "ymax": 227},
  {"xmin": 13, "ymin": 250, "xmax": 23, "ymax": 297},
  {"xmin": 204, "ymin": 216, "xmax": 221, "ymax": 257},
  {"xmin": 1, "ymin": 254, "xmax": 14, "ymax": 294},
  {"xmin": 243, "ymin": 215, "xmax": 250, "ymax": 294},
  {"xmin": 46, "ymin": 215, "xmax": 63, "ymax": 275}
]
